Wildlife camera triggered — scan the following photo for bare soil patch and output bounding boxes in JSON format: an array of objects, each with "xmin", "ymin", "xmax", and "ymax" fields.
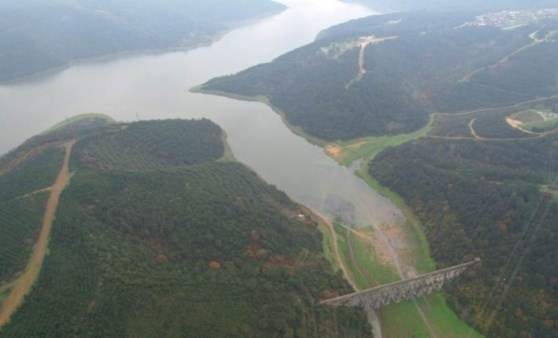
[
  {"xmin": 325, "ymin": 144, "xmax": 343, "ymax": 160},
  {"xmin": 325, "ymin": 140, "xmax": 366, "ymax": 161},
  {"xmin": 506, "ymin": 117, "xmax": 523, "ymax": 129},
  {"xmin": 348, "ymin": 140, "xmax": 366, "ymax": 150}
]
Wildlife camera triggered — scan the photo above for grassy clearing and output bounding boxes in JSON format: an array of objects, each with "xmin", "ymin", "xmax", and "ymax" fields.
[
  {"xmin": 418, "ymin": 294, "xmax": 483, "ymax": 338},
  {"xmin": 349, "ymin": 230, "xmax": 399, "ymax": 286},
  {"xmin": 319, "ymin": 113, "xmax": 482, "ymax": 336},
  {"xmin": 325, "ymin": 199, "xmax": 478, "ymax": 337},
  {"xmin": 524, "ymin": 119, "xmax": 558, "ymax": 132},
  {"xmin": 381, "ymin": 294, "xmax": 483, "ymax": 338},
  {"xmin": 40, "ymin": 113, "xmax": 115, "ymax": 135},
  {"xmin": 311, "ymin": 211, "xmax": 342, "ymax": 274},
  {"xmin": 381, "ymin": 301, "xmax": 432, "ymax": 338},
  {"xmin": 320, "ymin": 39, "xmax": 359, "ymax": 59},
  {"xmin": 513, "ymin": 110, "xmax": 543, "ymax": 123},
  {"xmin": 541, "ymin": 185, "xmax": 558, "ymax": 202},
  {"xmin": 327, "ymin": 115, "xmax": 434, "ymax": 166},
  {"xmin": 330, "ymin": 220, "xmax": 479, "ymax": 338},
  {"xmin": 318, "ymin": 225, "xmax": 341, "ymax": 273},
  {"xmin": 333, "ymin": 223, "xmax": 368, "ymax": 288},
  {"xmin": 511, "ymin": 109, "xmax": 558, "ymax": 132},
  {"xmin": 296, "ymin": 206, "xmax": 380, "ymax": 292}
]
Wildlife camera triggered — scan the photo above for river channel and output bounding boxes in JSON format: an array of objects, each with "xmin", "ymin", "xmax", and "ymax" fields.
[{"xmin": 0, "ymin": 0, "xmax": 403, "ymax": 228}]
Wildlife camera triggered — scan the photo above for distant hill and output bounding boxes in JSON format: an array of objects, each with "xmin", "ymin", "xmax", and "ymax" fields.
[
  {"xmin": 203, "ymin": 10, "xmax": 558, "ymax": 141},
  {"xmin": 342, "ymin": 0, "xmax": 558, "ymax": 12},
  {"xmin": 0, "ymin": 0, "xmax": 285, "ymax": 81},
  {"xmin": 0, "ymin": 117, "xmax": 369, "ymax": 337}
]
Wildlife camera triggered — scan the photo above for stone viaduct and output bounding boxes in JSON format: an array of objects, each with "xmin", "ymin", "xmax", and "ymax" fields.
[{"xmin": 321, "ymin": 258, "xmax": 481, "ymax": 309}]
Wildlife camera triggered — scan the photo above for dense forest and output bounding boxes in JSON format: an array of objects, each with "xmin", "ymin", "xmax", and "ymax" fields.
[
  {"xmin": 204, "ymin": 11, "xmax": 558, "ymax": 141},
  {"xmin": 0, "ymin": 0, "xmax": 284, "ymax": 81},
  {"xmin": 0, "ymin": 147, "xmax": 65, "ymax": 283},
  {"xmin": 75, "ymin": 119, "xmax": 225, "ymax": 171},
  {"xmin": 0, "ymin": 118, "xmax": 370, "ymax": 337},
  {"xmin": 370, "ymin": 127, "xmax": 558, "ymax": 336}
]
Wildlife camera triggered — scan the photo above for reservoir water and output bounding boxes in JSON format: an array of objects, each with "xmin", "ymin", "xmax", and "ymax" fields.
[{"xmin": 0, "ymin": 0, "xmax": 403, "ymax": 227}]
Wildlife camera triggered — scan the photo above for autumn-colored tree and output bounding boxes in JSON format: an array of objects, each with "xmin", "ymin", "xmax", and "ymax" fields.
[{"xmin": 156, "ymin": 254, "xmax": 168, "ymax": 263}]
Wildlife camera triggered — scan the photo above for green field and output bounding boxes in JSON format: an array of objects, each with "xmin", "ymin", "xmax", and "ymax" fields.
[
  {"xmin": 381, "ymin": 293, "xmax": 482, "ymax": 338},
  {"xmin": 333, "ymin": 222, "xmax": 370, "ymax": 288},
  {"xmin": 325, "ymin": 217, "xmax": 481, "ymax": 338},
  {"xmin": 329, "ymin": 114, "xmax": 434, "ymax": 167},
  {"xmin": 315, "ymin": 114, "xmax": 482, "ymax": 337},
  {"xmin": 511, "ymin": 109, "xmax": 558, "ymax": 132},
  {"xmin": 40, "ymin": 113, "xmax": 115, "ymax": 135},
  {"xmin": 348, "ymin": 229, "xmax": 399, "ymax": 285}
]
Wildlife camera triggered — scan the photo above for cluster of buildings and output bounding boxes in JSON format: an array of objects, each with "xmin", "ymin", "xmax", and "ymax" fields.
[{"xmin": 461, "ymin": 8, "xmax": 558, "ymax": 28}]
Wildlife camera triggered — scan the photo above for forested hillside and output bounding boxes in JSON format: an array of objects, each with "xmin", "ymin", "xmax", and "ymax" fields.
[
  {"xmin": 204, "ymin": 11, "xmax": 558, "ymax": 141},
  {"xmin": 342, "ymin": 0, "xmax": 558, "ymax": 12},
  {"xmin": 0, "ymin": 118, "xmax": 369, "ymax": 337},
  {"xmin": 202, "ymin": 6, "xmax": 558, "ymax": 336},
  {"xmin": 0, "ymin": 0, "xmax": 284, "ymax": 81},
  {"xmin": 369, "ymin": 111, "xmax": 558, "ymax": 336},
  {"xmin": 0, "ymin": 147, "xmax": 64, "ymax": 283}
]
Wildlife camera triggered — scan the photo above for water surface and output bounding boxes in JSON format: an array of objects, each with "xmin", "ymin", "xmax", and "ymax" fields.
[{"xmin": 0, "ymin": 0, "xmax": 402, "ymax": 226}]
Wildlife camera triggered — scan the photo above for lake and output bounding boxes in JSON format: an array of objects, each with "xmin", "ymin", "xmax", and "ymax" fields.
[{"xmin": 0, "ymin": 0, "xmax": 403, "ymax": 227}]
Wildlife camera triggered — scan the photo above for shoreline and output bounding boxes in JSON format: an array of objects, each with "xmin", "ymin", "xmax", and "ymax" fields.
[
  {"xmin": 191, "ymin": 87, "xmax": 330, "ymax": 147},
  {"xmin": 193, "ymin": 85, "xmax": 482, "ymax": 337},
  {"xmin": 0, "ymin": 41, "xmax": 216, "ymax": 86},
  {"xmin": 0, "ymin": 7, "xmax": 286, "ymax": 86}
]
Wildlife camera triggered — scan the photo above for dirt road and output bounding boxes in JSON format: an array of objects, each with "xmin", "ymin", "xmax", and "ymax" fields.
[
  {"xmin": 356, "ymin": 36, "xmax": 397, "ymax": 82},
  {"xmin": 0, "ymin": 141, "xmax": 75, "ymax": 327},
  {"xmin": 460, "ymin": 30, "xmax": 545, "ymax": 83},
  {"xmin": 315, "ymin": 210, "xmax": 383, "ymax": 338}
]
